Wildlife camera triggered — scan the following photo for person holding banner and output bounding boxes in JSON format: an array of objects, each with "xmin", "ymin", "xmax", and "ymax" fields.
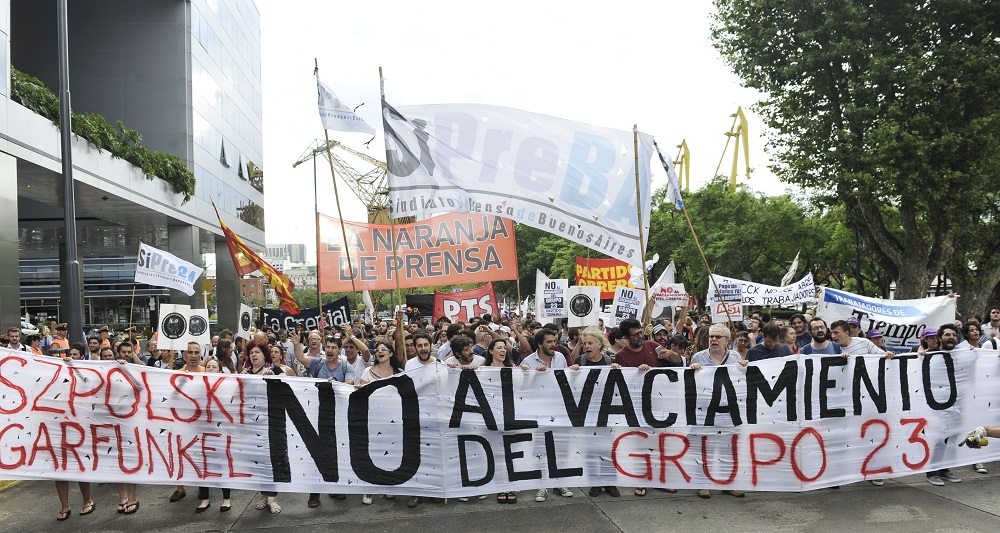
[
  {"xmin": 689, "ymin": 324, "xmax": 748, "ymax": 499},
  {"xmin": 616, "ymin": 319, "xmax": 682, "ymax": 370},
  {"xmin": 746, "ymin": 323, "xmax": 793, "ymax": 362},
  {"xmin": 53, "ymin": 345, "xmax": 95, "ymax": 520},
  {"xmin": 193, "ymin": 357, "xmax": 234, "ymax": 514},
  {"xmin": 799, "ymin": 318, "xmax": 842, "ymax": 355},
  {"xmin": 356, "ymin": 341, "xmax": 404, "ymax": 506},
  {"xmin": 404, "ymin": 330, "xmax": 438, "ymax": 372},
  {"xmin": 520, "ymin": 329, "xmax": 566, "ymax": 371},
  {"xmin": 445, "ymin": 335, "xmax": 486, "ymax": 369},
  {"xmin": 484, "ymin": 337, "xmax": 515, "ymax": 368}
]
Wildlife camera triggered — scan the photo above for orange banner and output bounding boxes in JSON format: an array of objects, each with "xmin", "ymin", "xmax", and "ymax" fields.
[
  {"xmin": 319, "ymin": 213, "xmax": 519, "ymax": 292},
  {"xmin": 575, "ymin": 256, "xmax": 635, "ymax": 299}
]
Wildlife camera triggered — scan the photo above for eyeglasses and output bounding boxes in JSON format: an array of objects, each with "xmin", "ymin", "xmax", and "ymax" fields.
[{"xmin": 708, "ymin": 335, "xmax": 728, "ymax": 339}]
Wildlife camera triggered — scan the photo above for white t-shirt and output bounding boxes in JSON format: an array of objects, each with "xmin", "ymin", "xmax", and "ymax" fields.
[
  {"xmin": 443, "ymin": 354, "xmax": 486, "ymax": 367},
  {"xmin": 345, "ymin": 354, "xmax": 370, "ymax": 379},
  {"xmin": 404, "ymin": 356, "xmax": 438, "ymax": 372},
  {"xmin": 839, "ymin": 338, "xmax": 885, "ymax": 356}
]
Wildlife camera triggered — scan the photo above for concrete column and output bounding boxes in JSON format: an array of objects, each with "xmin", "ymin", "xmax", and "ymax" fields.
[
  {"xmin": 215, "ymin": 238, "xmax": 240, "ymax": 332},
  {"xmin": 168, "ymin": 224, "xmax": 201, "ymax": 308},
  {"xmin": 0, "ymin": 153, "xmax": 20, "ymax": 330}
]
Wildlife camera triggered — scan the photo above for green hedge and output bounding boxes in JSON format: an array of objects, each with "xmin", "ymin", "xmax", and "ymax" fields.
[{"xmin": 9, "ymin": 68, "xmax": 195, "ymax": 202}]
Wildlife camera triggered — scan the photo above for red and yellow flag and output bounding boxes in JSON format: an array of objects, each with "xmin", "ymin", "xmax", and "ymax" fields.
[{"xmin": 214, "ymin": 204, "xmax": 300, "ymax": 315}]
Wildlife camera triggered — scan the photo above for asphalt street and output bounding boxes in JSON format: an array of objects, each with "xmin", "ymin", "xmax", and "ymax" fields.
[{"xmin": 2, "ymin": 464, "xmax": 1000, "ymax": 532}]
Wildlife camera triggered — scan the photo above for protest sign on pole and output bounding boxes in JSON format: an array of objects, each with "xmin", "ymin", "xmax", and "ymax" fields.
[
  {"xmin": 157, "ymin": 304, "xmax": 191, "ymax": 351},
  {"xmin": 538, "ymin": 277, "xmax": 568, "ymax": 320},
  {"xmin": 237, "ymin": 303, "xmax": 252, "ymax": 339},
  {"xmin": 610, "ymin": 286, "xmax": 643, "ymax": 326},
  {"xmin": 188, "ymin": 308, "xmax": 210, "ymax": 350},
  {"xmin": 566, "ymin": 286, "xmax": 600, "ymax": 327}
]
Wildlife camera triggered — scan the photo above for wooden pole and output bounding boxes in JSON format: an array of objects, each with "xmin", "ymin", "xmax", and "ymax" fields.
[
  {"xmin": 633, "ymin": 126, "xmax": 652, "ymax": 328},
  {"xmin": 316, "ymin": 60, "xmax": 361, "ymax": 322}
]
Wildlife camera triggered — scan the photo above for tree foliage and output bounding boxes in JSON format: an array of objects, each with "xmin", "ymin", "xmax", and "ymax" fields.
[{"xmin": 711, "ymin": 0, "xmax": 1000, "ymax": 310}]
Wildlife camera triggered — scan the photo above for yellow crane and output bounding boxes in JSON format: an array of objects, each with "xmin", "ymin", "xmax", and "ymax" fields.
[
  {"xmin": 714, "ymin": 106, "xmax": 750, "ymax": 189},
  {"xmin": 674, "ymin": 139, "xmax": 691, "ymax": 191}
]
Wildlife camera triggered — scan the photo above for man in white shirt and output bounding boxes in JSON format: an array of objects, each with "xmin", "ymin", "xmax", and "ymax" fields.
[
  {"xmin": 404, "ymin": 330, "xmax": 437, "ymax": 372},
  {"xmin": 443, "ymin": 335, "xmax": 485, "ymax": 368},
  {"xmin": 829, "ymin": 320, "xmax": 894, "ymax": 358}
]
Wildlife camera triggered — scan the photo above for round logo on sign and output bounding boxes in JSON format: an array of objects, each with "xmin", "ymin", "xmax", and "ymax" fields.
[
  {"xmin": 240, "ymin": 312, "xmax": 251, "ymax": 331},
  {"xmin": 189, "ymin": 315, "xmax": 208, "ymax": 337},
  {"xmin": 569, "ymin": 294, "xmax": 593, "ymax": 317},
  {"xmin": 161, "ymin": 312, "xmax": 187, "ymax": 340}
]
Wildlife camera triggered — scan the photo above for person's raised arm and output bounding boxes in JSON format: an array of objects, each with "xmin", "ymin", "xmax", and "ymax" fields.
[
  {"xmin": 393, "ymin": 310, "xmax": 406, "ymax": 369},
  {"xmin": 291, "ymin": 332, "xmax": 313, "ymax": 368}
]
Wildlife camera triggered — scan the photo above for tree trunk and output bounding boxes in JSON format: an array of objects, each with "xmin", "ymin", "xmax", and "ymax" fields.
[{"xmin": 892, "ymin": 263, "xmax": 938, "ymax": 300}]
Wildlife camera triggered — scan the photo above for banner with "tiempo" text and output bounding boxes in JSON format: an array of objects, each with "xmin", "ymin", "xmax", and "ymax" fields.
[
  {"xmin": 382, "ymin": 102, "xmax": 654, "ymax": 267},
  {"xmin": 318, "ymin": 213, "xmax": 518, "ymax": 292},
  {"xmin": 3, "ymin": 348, "xmax": 998, "ymax": 495}
]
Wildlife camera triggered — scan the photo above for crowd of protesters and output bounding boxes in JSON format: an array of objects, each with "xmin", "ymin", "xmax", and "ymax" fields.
[{"xmin": 7, "ymin": 301, "xmax": 997, "ymax": 521}]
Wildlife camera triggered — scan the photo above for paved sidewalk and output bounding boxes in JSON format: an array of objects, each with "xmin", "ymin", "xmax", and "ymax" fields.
[{"xmin": 3, "ymin": 465, "xmax": 999, "ymax": 532}]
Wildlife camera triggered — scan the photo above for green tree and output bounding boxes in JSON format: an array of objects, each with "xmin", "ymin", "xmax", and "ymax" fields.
[{"xmin": 711, "ymin": 0, "xmax": 1000, "ymax": 311}]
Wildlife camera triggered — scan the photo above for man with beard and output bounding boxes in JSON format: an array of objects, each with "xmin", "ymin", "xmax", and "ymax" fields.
[
  {"xmin": 799, "ymin": 318, "xmax": 842, "ymax": 355},
  {"xmin": 404, "ymin": 330, "xmax": 437, "ymax": 372},
  {"xmin": 616, "ymin": 319, "xmax": 681, "ymax": 370},
  {"xmin": 444, "ymin": 334, "xmax": 485, "ymax": 368},
  {"xmin": 923, "ymin": 324, "xmax": 963, "ymax": 486},
  {"xmin": 87, "ymin": 336, "xmax": 101, "ymax": 360},
  {"xmin": 403, "ymin": 329, "xmax": 437, "ymax": 508},
  {"xmin": 292, "ymin": 330, "xmax": 324, "ymax": 371},
  {"xmin": 789, "ymin": 313, "xmax": 812, "ymax": 348}
]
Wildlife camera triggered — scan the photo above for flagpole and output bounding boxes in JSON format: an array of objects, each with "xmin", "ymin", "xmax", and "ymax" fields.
[
  {"xmin": 680, "ymin": 205, "xmax": 737, "ymax": 330},
  {"xmin": 379, "ymin": 67, "xmax": 405, "ymax": 321},
  {"xmin": 632, "ymin": 126, "xmax": 652, "ymax": 328},
  {"xmin": 316, "ymin": 60, "xmax": 362, "ymax": 320},
  {"xmin": 129, "ymin": 240, "xmax": 141, "ymax": 334},
  {"xmin": 311, "ymin": 140, "xmax": 323, "ymax": 324}
]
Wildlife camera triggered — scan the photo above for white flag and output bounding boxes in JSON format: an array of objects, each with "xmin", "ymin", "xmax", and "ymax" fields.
[
  {"xmin": 317, "ymin": 75, "xmax": 375, "ymax": 134},
  {"xmin": 362, "ymin": 290, "xmax": 374, "ymax": 323},
  {"xmin": 383, "ymin": 101, "xmax": 654, "ymax": 267},
  {"xmin": 135, "ymin": 242, "xmax": 204, "ymax": 296},
  {"xmin": 780, "ymin": 251, "xmax": 800, "ymax": 287},
  {"xmin": 654, "ymin": 141, "xmax": 684, "ymax": 210},
  {"xmin": 646, "ymin": 260, "xmax": 678, "ymax": 318}
]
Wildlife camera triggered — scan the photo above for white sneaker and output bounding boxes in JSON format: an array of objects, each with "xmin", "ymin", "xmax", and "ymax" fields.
[
  {"xmin": 975, "ymin": 463, "xmax": 988, "ymax": 474},
  {"xmin": 458, "ymin": 497, "xmax": 469, "ymax": 502},
  {"xmin": 362, "ymin": 494, "xmax": 373, "ymax": 505},
  {"xmin": 477, "ymin": 494, "xmax": 489, "ymax": 500},
  {"xmin": 552, "ymin": 487, "xmax": 574, "ymax": 497},
  {"xmin": 871, "ymin": 479, "xmax": 884, "ymax": 486},
  {"xmin": 535, "ymin": 488, "xmax": 548, "ymax": 502}
]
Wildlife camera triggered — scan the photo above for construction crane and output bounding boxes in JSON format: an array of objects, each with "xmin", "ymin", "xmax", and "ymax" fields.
[
  {"xmin": 674, "ymin": 139, "xmax": 691, "ymax": 191},
  {"xmin": 714, "ymin": 106, "xmax": 750, "ymax": 189},
  {"xmin": 314, "ymin": 139, "xmax": 395, "ymax": 224}
]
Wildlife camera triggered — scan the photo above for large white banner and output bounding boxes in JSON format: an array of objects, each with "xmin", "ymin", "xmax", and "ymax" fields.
[
  {"xmin": 817, "ymin": 288, "xmax": 957, "ymax": 353},
  {"xmin": 135, "ymin": 242, "xmax": 204, "ymax": 296},
  {"xmin": 382, "ymin": 101, "xmax": 655, "ymax": 267},
  {"xmin": 3, "ymin": 348, "xmax": 998, "ymax": 495}
]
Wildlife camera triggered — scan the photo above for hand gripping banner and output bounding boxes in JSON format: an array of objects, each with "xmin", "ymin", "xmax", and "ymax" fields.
[{"xmin": 2, "ymin": 348, "xmax": 998, "ymax": 496}]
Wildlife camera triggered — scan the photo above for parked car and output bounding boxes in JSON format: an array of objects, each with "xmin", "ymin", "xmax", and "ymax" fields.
[{"xmin": 20, "ymin": 321, "xmax": 39, "ymax": 336}]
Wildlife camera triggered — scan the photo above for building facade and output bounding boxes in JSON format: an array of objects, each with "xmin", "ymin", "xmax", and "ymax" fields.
[{"xmin": 1, "ymin": 0, "xmax": 263, "ymax": 332}]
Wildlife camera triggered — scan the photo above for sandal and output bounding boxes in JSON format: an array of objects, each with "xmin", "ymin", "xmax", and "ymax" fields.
[
  {"xmin": 507, "ymin": 492, "xmax": 517, "ymax": 504},
  {"xmin": 80, "ymin": 502, "xmax": 96, "ymax": 515},
  {"xmin": 117, "ymin": 502, "xmax": 127, "ymax": 514},
  {"xmin": 497, "ymin": 493, "xmax": 508, "ymax": 503},
  {"xmin": 123, "ymin": 501, "xmax": 139, "ymax": 515},
  {"xmin": 169, "ymin": 489, "xmax": 186, "ymax": 502},
  {"xmin": 255, "ymin": 498, "xmax": 269, "ymax": 511},
  {"xmin": 267, "ymin": 500, "xmax": 282, "ymax": 514},
  {"xmin": 634, "ymin": 488, "xmax": 647, "ymax": 497},
  {"xmin": 57, "ymin": 509, "xmax": 71, "ymax": 521}
]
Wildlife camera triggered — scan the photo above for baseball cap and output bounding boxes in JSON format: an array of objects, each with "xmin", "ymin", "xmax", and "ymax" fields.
[
  {"xmin": 652, "ymin": 324, "xmax": 668, "ymax": 335},
  {"xmin": 866, "ymin": 329, "xmax": 884, "ymax": 339},
  {"xmin": 919, "ymin": 327, "xmax": 938, "ymax": 338},
  {"xmin": 845, "ymin": 317, "xmax": 861, "ymax": 327}
]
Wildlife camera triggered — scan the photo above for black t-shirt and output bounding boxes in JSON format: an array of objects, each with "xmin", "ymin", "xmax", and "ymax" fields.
[{"xmin": 746, "ymin": 343, "xmax": 793, "ymax": 362}]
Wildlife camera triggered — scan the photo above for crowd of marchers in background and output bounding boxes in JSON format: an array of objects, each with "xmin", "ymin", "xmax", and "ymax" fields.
[{"xmin": 10, "ymin": 297, "xmax": 997, "ymax": 521}]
